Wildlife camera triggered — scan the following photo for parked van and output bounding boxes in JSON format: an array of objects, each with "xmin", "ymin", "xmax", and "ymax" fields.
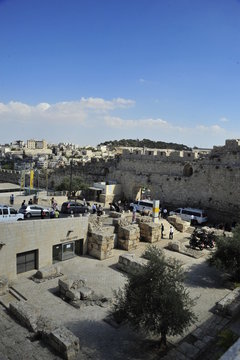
[
  {"xmin": 169, "ymin": 208, "xmax": 207, "ymax": 224},
  {"xmin": 0, "ymin": 205, "xmax": 24, "ymax": 222},
  {"xmin": 130, "ymin": 200, "xmax": 154, "ymax": 213}
]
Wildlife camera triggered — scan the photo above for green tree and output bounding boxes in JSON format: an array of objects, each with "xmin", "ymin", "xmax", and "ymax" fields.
[
  {"xmin": 111, "ymin": 246, "xmax": 196, "ymax": 346},
  {"xmin": 55, "ymin": 176, "xmax": 88, "ymax": 192},
  {"xmin": 209, "ymin": 226, "xmax": 240, "ymax": 281}
]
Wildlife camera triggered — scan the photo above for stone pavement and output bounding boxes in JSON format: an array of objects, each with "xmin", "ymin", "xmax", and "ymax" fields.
[
  {"xmin": 0, "ymin": 305, "xmax": 60, "ymax": 360},
  {"xmin": 0, "ymin": 227, "xmax": 232, "ymax": 360}
]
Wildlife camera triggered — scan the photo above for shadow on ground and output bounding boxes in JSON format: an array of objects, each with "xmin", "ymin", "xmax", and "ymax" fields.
[
  {"xmin": 65, "ymin": 319, "xmax": 167, "ymax": 360},
  {"xmin": 184, "ymin": 261, "xmax": 226, "ymax": 289}
]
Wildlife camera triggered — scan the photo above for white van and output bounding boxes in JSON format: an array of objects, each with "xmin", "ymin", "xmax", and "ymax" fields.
[
  {"xmin": 0, "ymin": 205, "xmax": 24, "ymax": 222},
  {"xmin": 130, "ymin": 200, "xmax": 154, "ymax": 213},
  {"xmin": 169, "ymin": 208, "xmax": 207, "ymax": 224}
]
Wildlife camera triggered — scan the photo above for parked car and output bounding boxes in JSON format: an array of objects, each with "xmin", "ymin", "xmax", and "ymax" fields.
[
  {"xmin": 0, "ymin": 205, "xmax": 24, "ymax": 222},
  {"xmin": 18, "ymin": 205, "xmax": 50, "ymax": 218},
  {"xmin": 129, "ymin": 200, "xmax": 154, "ymax": 213},
  {"xmin": 169, "ymin": 208, "xmax": 208, "ymax": 224},
  {"xmin": 61, "ymin": 201, "xmax": 89, "ymax": 214}
]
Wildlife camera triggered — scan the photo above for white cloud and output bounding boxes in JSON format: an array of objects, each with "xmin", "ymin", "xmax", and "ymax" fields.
[
  {"xmin": 0, "ymin": 97, "xmax": 235, "ymax": 147},
  {"xmin": 219, "ymin": 117, "xmax": 229, "ymax": 123},
  {"xmin": 0, "ymin": 97, "xmax": 135, "ymax": 125},
  {"xmin": 104, "ymin": 116, "xmax": 168, "ymax": 129}
]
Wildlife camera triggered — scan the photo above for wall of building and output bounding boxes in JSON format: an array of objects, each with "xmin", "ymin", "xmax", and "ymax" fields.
[{"xmin": 0, "ymin": 217, "xmax": 89, "ymax": 281}]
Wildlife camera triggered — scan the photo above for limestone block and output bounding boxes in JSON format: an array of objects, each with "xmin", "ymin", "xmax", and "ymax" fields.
[
  {"xmin": 139, "ymin": 222, "xmax": 161, "ymax": 243},
  {"xmin": 79, "ymin": 286, "xmax": 93, "ymax": 300},
  {"xmin": 35, "ymin": 265, "xmax": 60, "ymax": 279},
  {"xmin": 59, "ymin": 278, "xmax": 74, "ymax": 292},
  {"xmin": 117, "ymin": 254, "xmax": 147, "ymax": 274},
  {"xmin": 66, "ymin": 289, "xmax": 81, "ymax": 301},
  {"xmin": 167, "ymin": 215, "xmax": 189, "ymax": 232},
  {"xmin": 216, "ymin": 288, "xmax": 240, "ymax": 316},
  {"xmin": 168, "ymin": 241, "xmax": 182, "ymax": 252},
  {"xmin": 47, "ymin": 326, "xmax": 80, "ymax": 360},
  {"xmin": 109, "ymin": 211, "xmax": 122, "ymax": 218},
  {"xmin": 0, "ymin": 276, "xmax": 8, "ymax": 296},
  {"xmin": 9, "ymin": 301, "xmax": 40, "ymax": 332}
]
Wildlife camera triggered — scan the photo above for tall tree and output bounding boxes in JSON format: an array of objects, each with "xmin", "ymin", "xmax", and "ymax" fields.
[
  {"xmin": 209, "ymin": 226, "xmax": 240, "ymax": 281},
  {"xmin": 111, "ymin": 246, "xmax": 196, "ymax": 346}
]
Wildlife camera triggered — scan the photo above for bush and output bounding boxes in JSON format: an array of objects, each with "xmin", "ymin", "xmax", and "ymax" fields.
[{"xmin": 209, "ymin": 226, "xmax": 240, "ymax": 281}]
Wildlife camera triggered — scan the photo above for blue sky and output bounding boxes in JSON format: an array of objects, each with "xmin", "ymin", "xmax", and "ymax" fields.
[{"xmin": 0, "ymin": 0, "xmax": 240, "ymax": 147}]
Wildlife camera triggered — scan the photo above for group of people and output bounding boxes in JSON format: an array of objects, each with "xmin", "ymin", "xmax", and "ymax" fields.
[
  {"xmin": 91, "ymin": 203, "xmax": 103, "ymax": 216},
  {"xmin": 50, "ymin": 197, "xmax": 60, "ymax": 218},
  {"xmin": 21, "ymin": 199, "xmax": 33, "ymax": 207}
]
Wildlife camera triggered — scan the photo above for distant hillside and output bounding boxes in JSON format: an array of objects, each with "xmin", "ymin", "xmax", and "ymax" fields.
[{"xmin": 99, "ymin": 139, "xmax": 191, "ymax": 151}]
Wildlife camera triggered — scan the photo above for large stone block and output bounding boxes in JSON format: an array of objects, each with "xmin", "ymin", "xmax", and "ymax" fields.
[
  {"xmin": 66, "ymin": 289, "xmax": 81, "ymax": 301},
  {"xmin": 35, "ymin": 265, "xmax": 61, "ymax": 279},
  {"xmin": 167, "ymin": 215, "xmax": 189, "ymax": 232},
  {"xmin": 117, "ymin": 254, "xmax": 147, "ymax": 274},
  {"xmin": 9, "ymin": 301, "xmax": 40, "ymax": 332},
  {"xmin": 47, "ymin": 326, "xmax": 80, "ymax": 360}
]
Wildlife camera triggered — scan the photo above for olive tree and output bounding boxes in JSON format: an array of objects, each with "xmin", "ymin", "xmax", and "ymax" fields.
[
  {"xmin": 111, "ymin": 246, "xmax": 196, "ymax": 346},
  {"xmin": 209, "ymin": 226, "xmax": 240, "ymax": 281}
]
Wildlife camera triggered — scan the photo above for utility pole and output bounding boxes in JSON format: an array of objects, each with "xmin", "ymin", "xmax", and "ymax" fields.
[{"xmin": 69, "ymin": 159, "xmax": 73, "ymax": 198}]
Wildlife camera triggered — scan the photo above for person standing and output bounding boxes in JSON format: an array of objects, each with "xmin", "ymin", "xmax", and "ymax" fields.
[
  {"xmin": 169, "ymin": 225, "xmax": 174, "ymax": 239},
  {"xmin": 132, "ymin": 206, "xmax": 137, "ymax": 223},
  {"xmin": 161, "ymin": 223, "xmax": 164, "ymax": 239},
  {"xmin": 10, "ymin": 194, "xmax": 14, "ymax": 205}
]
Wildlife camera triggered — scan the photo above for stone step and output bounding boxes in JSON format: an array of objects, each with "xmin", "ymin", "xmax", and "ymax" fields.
[
  {"xmin": 0, "ymin": 292, "xmax": 18, "ymax": 309},
  {"xmin": 9, "ymin": 286, "xmax": 27, "ymax": 301}
]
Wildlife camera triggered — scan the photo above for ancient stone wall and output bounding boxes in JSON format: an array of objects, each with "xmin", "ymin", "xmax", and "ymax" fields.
[
  {"xmin": 108, "ymin": 140, "xmax": 240, "ymax": 222},
  {"xmin": 1, "ymin": 140, "xmax": 240, "ymax": 221}
]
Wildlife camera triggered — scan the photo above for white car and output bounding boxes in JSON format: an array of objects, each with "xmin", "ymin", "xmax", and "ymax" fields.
[
  {"xmin": 18, "ymin": 205, "xmax": 50, "ymax": 218},
  {"xmin": 169, "ymin": 208, "xmax": 208, "ymax": 224},
  {"xmin": 0, "ymin": 205, "xmax": 24, "ymax": 222}
]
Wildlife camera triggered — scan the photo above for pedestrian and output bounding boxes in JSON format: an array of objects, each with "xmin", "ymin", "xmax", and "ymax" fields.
[
  {"xmin": 92, "ymin": 203, "xmax": 97, "ymax": 214},
  {"xmin": 41, "ymin": 209, "xmax": 45, "ymax": 219},
  {"xmin": 190, "ymin": 214, "xmax": 195, "ymax": 226},
  {"xmin": 21, "ymin": 200, "xmax": 26, "ymax": 208},
  {"xmin": 132, "ymin": 206, "xmax": 137, "ymax": 223},
  {"xmin": 10, "ymin": 194, "xmax": 14, "ymax": 205},
  {"xmin": 51, "ymin": 197, "xmax": 55, "ymax": 207},
  {"xmin": 28, "ymin": 198, "xmax": 33, "ymax": 205},
  {"xmin": 163, "ymin": 208, "xmax": 168, "ymax": 219},
  {"xmin": 97, "ymin": 204, "xmax": 103, "ymax": 216},
  {"xmin": 55, "ymin": 209, "xmax": 60, "ymax": 218},
  {"xmin": 169, "ymin": 225, "xmax": 174, "ymax": 239},
  {"xmin": 161, "ymin": 223, "xmax": 164, "ymax": 239}
]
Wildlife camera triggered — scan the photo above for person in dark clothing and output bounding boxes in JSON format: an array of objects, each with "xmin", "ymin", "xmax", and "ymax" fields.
[{"xmin": 161, "ymin": 223, "xmax": 164, "ymax": 239}]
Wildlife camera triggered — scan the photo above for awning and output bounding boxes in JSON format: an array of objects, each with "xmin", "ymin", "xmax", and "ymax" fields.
[{"xmin": 88, "ymin": 187, "xmax": 103, "ymax": 191}]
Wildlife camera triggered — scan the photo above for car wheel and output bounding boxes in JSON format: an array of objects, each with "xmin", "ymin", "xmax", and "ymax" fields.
[
  {"xmin": 26, "ymin": 213, "xmax": 31, "ymax": 219},
  {"xmin": 17, "ymin": 218, "xmax": 23, "ymax": 221}
]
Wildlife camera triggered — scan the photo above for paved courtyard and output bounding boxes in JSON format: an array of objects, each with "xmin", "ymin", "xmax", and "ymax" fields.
[{"xmin": 0, "ymin": 230, "xmax": 232, "ymax": 360}]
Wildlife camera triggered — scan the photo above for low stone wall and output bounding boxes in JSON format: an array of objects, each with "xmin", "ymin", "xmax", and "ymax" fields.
[
  {"xmin": 138, "ymin": 221, "xmax": 162, "ymax": 243},
  {"xmin": 117, "ymin": 254, "xmax": 147, "ymax": 274},
  {"xmin": 87, "ymin": 226, "xmax": 115, "ymax": 260},
  {"xmin": 9, "ymin": 301, "xmax": 80, "ymax": 359},
  {"xmin": 117, "ymin": 224, "xmax": 140, "ymax": 251},
  {"xmin": 216, "ymin": 288, "xmax": 240, "ymax": 317}
]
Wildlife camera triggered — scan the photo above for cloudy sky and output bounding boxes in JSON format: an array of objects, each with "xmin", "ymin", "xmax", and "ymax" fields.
[{"xmin": 0, "ymin": 0, "xmax": 239, "ymax": 148}]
